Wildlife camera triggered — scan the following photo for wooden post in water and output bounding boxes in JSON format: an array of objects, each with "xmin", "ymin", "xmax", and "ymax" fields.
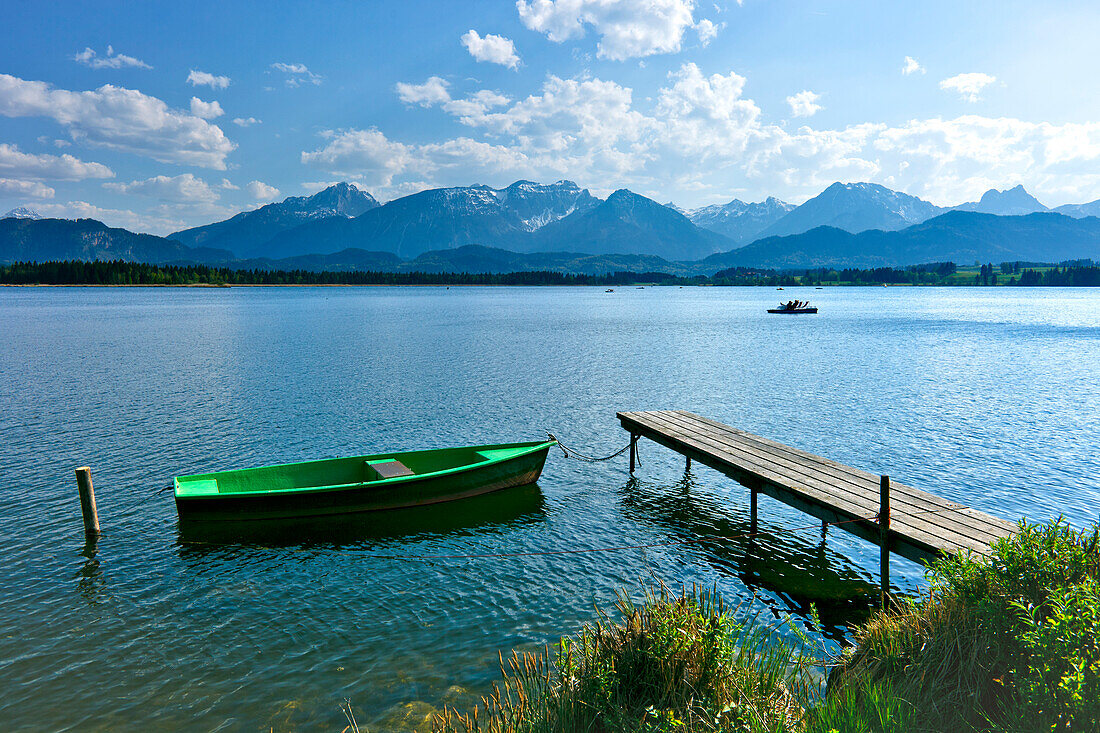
[
  {"xmin": 685, "ymin": 456, "xmax": 691, "ymax": 471},
  {"xmin": 629, "ymin": 434, "xmax": 637, "ymax": 474},
  {"xmin": 879, "ymin": 475, "xmax": 890, "ymax": 607},
  {"xmin": 750, "ymin": 487, "xmax": 758, "ymax": 533},
  {"xmin": 75, "ymin": 467, "xmax": 100, "ymax": 536}
]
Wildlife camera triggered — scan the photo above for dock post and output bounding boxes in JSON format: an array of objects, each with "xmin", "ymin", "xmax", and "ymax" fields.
[
  {"xmin": 629, "ymin": 434, "xmax": 637, "ymax": 474},
  {"xmin": 75, "ymin": 467, "xmax": 100, "ymax": 537},
  {"xmin": 879, "ymin": 475, "xmax": 890, "ymax": 607},
  {"xmin": 685, "ymin": 456, "xmax": 691, "ymax": 471},
  {"xmin": 750, "ymin": 487, "xmax": 758, "ymax": 533},
  {"xmin": 821, "ymin": 519, "xmax": 828, "ymax": 540}
]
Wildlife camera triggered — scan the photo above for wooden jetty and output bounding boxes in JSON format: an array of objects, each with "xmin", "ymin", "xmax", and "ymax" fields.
[{"xmin": 618, "ymin": 410, "xmax": 1017, "ymax": 600}]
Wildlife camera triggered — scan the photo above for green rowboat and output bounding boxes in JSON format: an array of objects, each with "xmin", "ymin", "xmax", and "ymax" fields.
[{"xmin": 174, "ymin": 440, "xmax": 556, "ymax": 521}]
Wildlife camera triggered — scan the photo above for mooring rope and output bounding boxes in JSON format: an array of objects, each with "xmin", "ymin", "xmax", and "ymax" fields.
[{"xmin": 547, "ymin": 432, "xmax": 638, "ymax": 465}]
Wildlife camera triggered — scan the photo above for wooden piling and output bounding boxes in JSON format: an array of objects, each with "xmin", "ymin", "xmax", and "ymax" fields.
[
  {"xmin": 750, "ymin": 487, "xmax": 758, "ymax": 533},
  {"xmin": 880, "ymin": 474, "xmax": 890, "ymax": 607},
  {"xmin": 75, "ymin": 467, "xmax": 100, "ymax": 536},
  {"xmin": 685, "ymin": 456, "xmax": 691, "ymax": 471},
  {"xmin": 629, "ymin": 434, "xmax": 637, "ymax": 474}
]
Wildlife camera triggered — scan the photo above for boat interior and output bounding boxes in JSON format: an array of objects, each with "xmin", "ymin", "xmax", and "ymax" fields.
[{"xmin": 176, "ymin": 443, "xmax": 545, "ymax": 496}]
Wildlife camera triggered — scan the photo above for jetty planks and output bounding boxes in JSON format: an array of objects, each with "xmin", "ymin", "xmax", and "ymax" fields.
[{"xmin": 617, "ymin": 410, "xmax": 1017, "ymax": 564}]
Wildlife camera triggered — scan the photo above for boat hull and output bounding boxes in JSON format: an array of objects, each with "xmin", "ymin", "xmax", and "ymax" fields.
[
  {"xmin": 767, "ymin": 308, "xmax": 818, "ymax": 314},
  {"xmin": 175, "ymin": 441, "xmax": 554, "ymax": 521}
]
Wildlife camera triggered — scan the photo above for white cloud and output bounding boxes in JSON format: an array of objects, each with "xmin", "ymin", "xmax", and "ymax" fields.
[
  {"xmin": 517, "ymin": 0, "xmax": 697, "ymax": 60},
  {"xmin": 301, "ymin": 128, "xmax": 414, "ymax": 185},
  {"xmin": 461, "ymin": 30, "xmax": 521, "ymax": 69},
  {"xmin": 74, "ymin": 46, "xmax": 152, "ymax": 70},
  {"xmin": 189, "ymin": 97, "xmax": 224, "ymax": 119},
  {"xmin": 695, "ymin": 19, "xmax": 723, "ymax": 46},
  {"xmin": 233, "ymin": 117, "xmax": 262, "ymax": 127},
  {"xmin": 35, "ymin": 200, "xmax": 187, "ymax": 234},
  {"xmin": 270, "ymin": 62, "xmax": 322, "ymax": 87},
  {"xmin": 301, "ymin": 180, "xmax": 344, "ymax": 193},
  {"xmin": 787, "ymin": 90, "xmax": 823, "ymax": 118},
  {"xmin": 0, "ymin": 143, "xmax": 114, "ymax": 180},
  {"xmin": 246, "ymin": 180, "xmax": 280, "ymax": 200},
  {"xmin": 219, "ymin": 178, "xmax": 239, "ymax": 190},
  {"xmin": 902, "ymin": 56, "xmax": 925, "ymax": 75},
  {"xmin": 187, "ymin": 70, "xmax": 231, "ymax": 89},
  {"xmin": 305, "ymin": 64, "xmax": 1100, "ymax": 209},
  {"xmin": 939, "ymin": 72, "xmax": 996, "ymax": 102},
  {"xmin": 656, "ymin": 64, "xmax": 760, "ymax": 157},
  {"xmin": 442, "ymin": 90, "xmax": 511, "ymax": 125},
  {"xmin": 103, "ymin": 173, "xmax": 219, "ymax": 203},
  {"xmin": 0, "ymin": 74, "xmax": 235, "ymax": 169},
  {"xmin": 0, "ymin": 178, "xmax": 55, "ymax": 199},
  {"xmin": 396, "ymin": 76, "xmax": 451, "ymax": 107}
]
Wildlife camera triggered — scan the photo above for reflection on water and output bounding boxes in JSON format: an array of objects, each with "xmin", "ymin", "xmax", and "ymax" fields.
[
  {"xmin": 2, "ymin": 285, "xmax": 1097, "ymax": 731},
  {"xmin": 620, "ymin": 472, "xmax": 880, "ymax": 638},
  {"xmin": 176, "ymin": 483, "xmax": 546, "ymax": 550},
  {"xmin": 75, "ymin": 537, "xmax": 109, "ymax": 607}
]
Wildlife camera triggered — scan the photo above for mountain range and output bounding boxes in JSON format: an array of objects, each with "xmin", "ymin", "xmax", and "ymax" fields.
[
  {"xmin": 705, "ymin": 211, "xmax": 1100, "ymax": 270},
  {"xmin": 952, "ymin": 184, "xmax": 1048, "ymax": 216},
  {"xmin": 257, "ymin": 180, "xmax": 603, "ymax": 259},
  {"xmin": 680, "ymin": 197, "xmax": 794, "ymax": 243},
  {"xmin": 169, "ymin": 182, "xmax": 380, "ymax": 258},
  {"xmin": 3, "ymin": 179, "xmax": 1100, "ymax": 272}
]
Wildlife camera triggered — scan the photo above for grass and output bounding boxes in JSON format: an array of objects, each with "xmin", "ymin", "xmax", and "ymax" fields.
[
  {"xmin": 345, "ymin": 519, "xmax": 1100, "ymax": 732},
  {"xmin": 827, "ymin": 518, "xmax": 1100, "ymax": 732},
  {"xmin": 434, "ymin": 584, "xmax": 819, "ymax": 733}
]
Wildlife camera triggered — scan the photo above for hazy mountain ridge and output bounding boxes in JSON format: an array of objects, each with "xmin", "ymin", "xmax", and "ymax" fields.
[
  {"xmin": 6, "ymin": 180, "xmax": 1100, "ymax": 272},
  {"xmin": 952, "ymin": 185, "xmax": 1048, "ymax": 216},
  {"xmin": 681, "ymin": 197, "xmax": 794, "ymax": 243},
  {"xmin": 168, "ymin": 182, "xmax": 380, "ymax": 258},
  {"xmin": 704, "ymin": 211, "xmax": 1100, "ymax": 270},
  {"xmin": 1053, "ymin": 198, "xmax": 1100, "ymax": 218},
  {"xmin": 264, "ymin": 180, "xmax": 600, "ymax": 259},
  {"xmin": 2, "ymin": 206, "xmax": 41, "ymax": 220},
  {"xmin": 756, "ymin": 182, "xmax": 945, "ymax": 239},
  {"xmin": 0, "ymin": 217, "xmax": 234, "ymax": 265},
  {"xmin": 528, "ymin": 189, "xmax": 732, "ymax": 260}
]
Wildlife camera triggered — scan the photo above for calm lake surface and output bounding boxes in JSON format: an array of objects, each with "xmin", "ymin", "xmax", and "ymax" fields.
[{"xmin": 1, "ymin": 285, "xmax": 1098, "ymax": 731}]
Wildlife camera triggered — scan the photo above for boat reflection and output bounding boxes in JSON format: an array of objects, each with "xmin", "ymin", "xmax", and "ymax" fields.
[
  {"xmin": 620, "ymin": 474, "xmax": 879, "ymax": 639},
  {"xmin": 176, "ymin": 483, "xmax": 546, "ymax": 551}
]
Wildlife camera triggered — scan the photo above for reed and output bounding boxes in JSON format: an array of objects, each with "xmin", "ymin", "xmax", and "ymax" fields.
[{"xmin": 434, "ymin": 584, "xmax": 816, "ymax": 732}]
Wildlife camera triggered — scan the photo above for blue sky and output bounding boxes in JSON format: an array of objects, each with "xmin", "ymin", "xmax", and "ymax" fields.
[{"xmin": 2, "ymin": 0, "xmax": 1099, "ymax": 233}]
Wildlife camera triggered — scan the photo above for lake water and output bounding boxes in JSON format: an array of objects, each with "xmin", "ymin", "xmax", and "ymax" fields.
[{"xmin": 1, "ymin": 285, "xmax": 1098, "ymax": 731}]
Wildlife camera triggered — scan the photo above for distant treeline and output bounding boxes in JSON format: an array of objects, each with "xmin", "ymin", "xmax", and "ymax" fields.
[
  {"xmin": 1, "ymin": 259, "xmax": 1098, "ymax": 287},
  {"xmin": 714, "ymin": 262, "xmax": 961, "ymax": 286},
  {"xmin": 0, "ymin": 260, "xmax": 694, "ymax": 286}
]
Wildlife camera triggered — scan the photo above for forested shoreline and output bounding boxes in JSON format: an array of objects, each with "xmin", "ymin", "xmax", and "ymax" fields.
[{"xmin": 1, "ymin": 259, "xmax": 1098, "ymax": 287}]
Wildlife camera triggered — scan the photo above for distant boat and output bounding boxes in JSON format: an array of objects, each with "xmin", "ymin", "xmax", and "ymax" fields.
[
  {"xmin": 605, "ymin": 288, "xmax": 614, "ymax": 292},
  {"xmin": 768, "ymin": 301, "xmax": 818, "ymax": 314},
  {"xmin": 175, "ymin": 440, "xmax": 556, "ymax": 520}
]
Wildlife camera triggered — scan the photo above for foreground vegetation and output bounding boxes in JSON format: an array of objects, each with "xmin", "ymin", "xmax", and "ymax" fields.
[
  {"xmin": 2, "ymin": 259, "xmax": 1099, "ymax": 287},
  {"xmin": 416, "ymin": 519, "xmax": 1098, "ymax": 733}
]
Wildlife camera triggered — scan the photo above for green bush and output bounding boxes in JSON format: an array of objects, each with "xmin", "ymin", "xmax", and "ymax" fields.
[{"xmin": 829, "ymin": 518, "xmax": 1100, "ymax": 732}]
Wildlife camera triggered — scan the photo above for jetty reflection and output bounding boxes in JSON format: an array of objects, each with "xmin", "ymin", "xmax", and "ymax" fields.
[
  {"xmin": 620, "ymin": 473, "xmax": 879, "ymax": 639},
  {"xmin": 175, "ymin": 483, "xmax": 546, "ymax": 551}
]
